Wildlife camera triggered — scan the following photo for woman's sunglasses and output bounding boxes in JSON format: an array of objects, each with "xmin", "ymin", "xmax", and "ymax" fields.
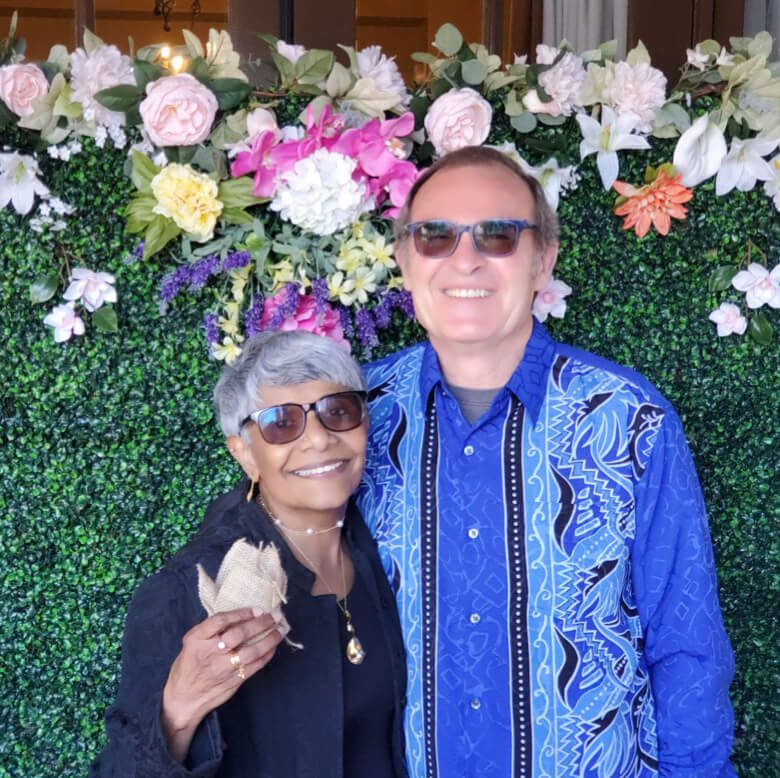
[
  {"xmin": 405, "ymin": 218, "xmax": 537, "ymax": 258},
  {"xmin": 242, "ymin": 390, "xmax": 367, "ymax": 445}
]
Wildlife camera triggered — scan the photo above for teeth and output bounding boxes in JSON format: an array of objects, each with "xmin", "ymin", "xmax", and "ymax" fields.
[
  {"xmin": 294, "ymin": 462, "xmax": 343, "ymax": 477},
  {"xmin": 446, "ymin": 288, "xmax": 490, "ymax": 298}
]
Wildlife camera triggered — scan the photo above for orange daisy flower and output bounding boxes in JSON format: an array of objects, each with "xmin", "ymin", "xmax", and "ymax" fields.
[{"xmin": 613, "ymin": 170, "xmax": 693, "ymax": 238}]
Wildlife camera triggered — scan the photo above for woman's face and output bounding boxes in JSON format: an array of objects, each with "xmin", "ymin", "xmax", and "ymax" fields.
[{"xmin": 239, "ymin": 380, "xmax": 368, "ymax": 526}]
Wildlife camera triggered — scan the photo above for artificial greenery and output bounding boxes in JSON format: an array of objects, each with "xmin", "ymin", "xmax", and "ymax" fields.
[{"xmin": 0, "ymin": 124, "xmax": 778, "ymax": 778}]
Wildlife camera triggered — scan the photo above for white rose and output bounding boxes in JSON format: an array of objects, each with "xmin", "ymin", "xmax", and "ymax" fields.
[{"xmin": 424, "ymin": 88, "xmax": 493, "ymax": 156}]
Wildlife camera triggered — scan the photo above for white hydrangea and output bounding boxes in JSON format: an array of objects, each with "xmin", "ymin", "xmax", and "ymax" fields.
[
  {"xmin": 356, "ymin": 45, "xmax": 410, "ymax": 107},
  {"xmin": 601, "ymin": 61, "xmax": 667, "ymax": 133},
  {"xmin": 70, "ymin": 44, "xmax": 135, "ymax": 127},
  {"xmin": 270, "ymin": 148, "xmax": 372, "ymax": 235},
  {"xmin": 535, "ymin": 52, "xmax": 585, "ymax": 116}
]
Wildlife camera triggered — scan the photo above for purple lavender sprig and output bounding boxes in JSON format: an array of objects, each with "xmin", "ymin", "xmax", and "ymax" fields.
[{"xmin": 244, "ymin": 295, "xmax": 265, "ymax": 338}]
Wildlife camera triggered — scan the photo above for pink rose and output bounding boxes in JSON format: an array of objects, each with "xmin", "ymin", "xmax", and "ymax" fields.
[
  {"xmin": 0, "ymin": 64, "xmax": 49, "ymax": 117},
  {"xmin": 139, "ymin": 74, "xmax": 218, "ymax": 147},
  {"xmin": 424, "ymin": 87, "xmax": 492, "ymax": 156}
]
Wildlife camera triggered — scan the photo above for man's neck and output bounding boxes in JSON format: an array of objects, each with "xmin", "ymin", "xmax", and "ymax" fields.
[{"xmin": 431, "ymin": 328, "xmax": 532, "ymax": 389}]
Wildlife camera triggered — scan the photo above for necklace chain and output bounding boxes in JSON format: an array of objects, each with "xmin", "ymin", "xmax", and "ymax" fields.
[{"xmin": 256, "ymin": 492, "xmax": 366, "ymax": 665}]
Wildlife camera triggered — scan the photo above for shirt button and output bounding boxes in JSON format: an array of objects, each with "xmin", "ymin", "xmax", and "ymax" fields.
[
  {"xmin": 468, "ymin": 527, "xmax": 479, "ymax": 539},
  {"xmin": 469, "ymin": 612, "xmax": 481, "ymax": 624},
  {"xmin": 470, "ymin": 698, "xmax": 481, "ymax": 710},
  {"xmin": 463, "ymin": 444, "xmax": 475, "ymax": 456}
]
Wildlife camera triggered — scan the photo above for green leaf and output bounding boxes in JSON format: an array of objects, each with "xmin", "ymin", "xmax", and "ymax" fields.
[
  {"xmin": 0, "ymin": 99, "xmax": 14, "ymax": 128},
  {"xmin": 503, "ymin": 90, "xmax": 525, "ymax": 117},
  {"xmin": 461, "ymin": 59, "xmax": 487, "ymax": 85},
  {"xmin": 182, "ymin": 28, "xmax": 205, "ymax": 59},
  {"xmin": 92, "ymin": 305, "xmax": 118, "ymax": 333},
  {"xmin": 130, "ymin": 150, "xmax": 160, "ymax": 191},
  {"xmin": 94, "ymin": 84, "xmax": 143, "ymax": 113},
  {"xmin": 218, "ymin": 177, "xmax": 265, "ymax": 210},
  {"xmin": 409, "ymin": 94, "xmax": 430, "ymax": 128},
  {"xmin": 411, "ymin": 52, "xmax": 438, "ymax": 65},
  {"xmin": 133, "ymin": 60, "xmax": 164, "ymax": 93},
  {"xmin": 510, "ymin": 112, "xmax": 538, "ymax": 133},
  {"xmin": 431, "ymin": 79, "xmax": 451, "ymax": 99},
  {"xmin": 221, "ymin": 207, "xmax": 254, "ymax": 226},
  {"xmin": 708, "ymin": 265, "xmax": 738, "ymax": 292},
  {"xmin": 208, "ymin": 77, "xmax": 252, "ymax": 111},
  {"xmin": 125, "ymin": 193, "xmax": 157, "ymax": 234},
  {"xmin": 142, "ymin": 216, "xmax": 181, "ymax": 259},
  {"xmin": 188, "ymin": 56, "xmax": 211, "ymax": 82},
  {"xmin": 29, "ymin": 273, "xmax": 59, "ymax": 304},
  {"xmin": 537, "ymin": 113, "xmax": 567, "ymax": 127},
  {"xmin": 434, "ymin": 23, "xmax": 463, "ymax": 56},
  {"xmin": 294, "ymin": 50, "xmax": 334, "ymax": 85},
  {"xmin": 748, "ymin": 312, "xmax": 773, "ymax": 345}
]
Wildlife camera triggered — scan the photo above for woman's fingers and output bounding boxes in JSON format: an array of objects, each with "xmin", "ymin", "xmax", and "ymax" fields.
[
  {"xmin": 194, "ymin": 607, "xmax": 263, "ymax": 640},
  {"xmin": 230, "ymin": 629, "xmax": 284, "ymax": 680},
  {"xmin": 212, "ymin": 612, "xmax": 279, "ymax": 652}
]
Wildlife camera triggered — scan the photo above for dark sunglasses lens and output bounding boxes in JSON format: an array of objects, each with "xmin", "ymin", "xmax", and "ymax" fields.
[
  {"xmin": 317, "ymin": 392, "xmax": 365, "ymax": 431},
  {"xmin": 413, "ymin": 221, "xmax": 457, "ymax": 257},
  {"xmin": 258, "ymin": 405, "xmax": 305, "ymax": 444},
  {"xmin": 474, "ymin": 220, "xmax": 520, "ymax": 255}
]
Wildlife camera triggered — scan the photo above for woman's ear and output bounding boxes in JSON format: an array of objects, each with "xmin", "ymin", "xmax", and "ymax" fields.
[{"xmin": 226, "ymin": 434, "xmax": 260, "ymax": 481}]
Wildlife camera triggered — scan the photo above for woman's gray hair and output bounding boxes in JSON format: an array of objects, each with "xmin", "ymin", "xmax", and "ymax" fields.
[{"xmin": 213, "ymin": 330, "xmax": 366, "ymax": 437}]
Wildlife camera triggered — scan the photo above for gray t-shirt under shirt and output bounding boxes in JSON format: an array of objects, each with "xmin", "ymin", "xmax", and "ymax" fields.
[{"xmin": 446, "ymin": 384, "xmax": 500, "ymax": 425}]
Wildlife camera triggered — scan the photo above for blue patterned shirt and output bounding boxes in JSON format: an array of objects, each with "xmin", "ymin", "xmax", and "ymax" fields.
[{"xmin": 357, "ymin": 321, "xmax": 734, "ymax": 778}]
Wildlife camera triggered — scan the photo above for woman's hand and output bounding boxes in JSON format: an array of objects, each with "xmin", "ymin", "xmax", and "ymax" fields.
[{"xmin": 161, "ymin": 607, "xmax": 283, "ymax": 762}]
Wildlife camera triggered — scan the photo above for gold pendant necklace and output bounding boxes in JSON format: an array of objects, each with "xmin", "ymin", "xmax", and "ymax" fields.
[{"xmin": 258, "ymin": 493, "xmax": 365, "ymax": 665}]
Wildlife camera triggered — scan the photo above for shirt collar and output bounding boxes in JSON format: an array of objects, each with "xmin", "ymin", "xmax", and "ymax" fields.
[{"xmin": 418, "ymin": 319, "xmax": 557, "ymax": 423}]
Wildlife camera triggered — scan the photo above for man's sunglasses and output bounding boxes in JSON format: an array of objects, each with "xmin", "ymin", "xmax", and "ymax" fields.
[
  {"xmin": 242, "ymin": 390, "xmax": 367, "ymax": 445},
  {"xmin": 405, "ymin": 218, "xmax": 537, "ymax": 258}
]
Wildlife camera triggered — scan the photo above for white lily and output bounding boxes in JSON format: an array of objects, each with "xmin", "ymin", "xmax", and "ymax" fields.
[
  {"xmin": 763, "ymin": 154, "xmax": 780, "ymax": 210},
  {"xmin": 732, "ymin": 263, "xmax": 780, "ymax": 309},
  {"xmin": 575, "ymin": 106, "xmax": 650, "ymax": 190},
  {"xmin": 672, "ymin": 115, "xmax": 728, "ymax": 187},
  {"xmin": 517, "ymin": 155, "xmax": 578, "ymax": 211},
  {"xmin": 0, "ymin": 151, "xmax": 49, "ymax": 215},
  {"xmin": 715, "ymin": 137, "xmax": 778, "ymax": 195}
]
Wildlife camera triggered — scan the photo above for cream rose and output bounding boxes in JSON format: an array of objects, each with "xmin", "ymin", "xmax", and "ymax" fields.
[
  {"xmin": 0, "ymin": 64, "xmax": 49, "ymax": 118},
  {"xmin": 424, "ymin": 87, "xmax": 492, "ymax": 156},
  {"xmin": 246, "ymin": 107, "xmax": 281, "ymax": 142},
  {"xmin": 139, "ymin": 74, "xmax": 218, "ymax": 147},
  {"xmin": 151, "ymin": 163, "xmax": 223, "ymax": 242}
]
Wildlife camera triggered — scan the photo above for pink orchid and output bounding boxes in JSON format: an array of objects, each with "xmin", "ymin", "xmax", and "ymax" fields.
[
  {"xmin": 373, "ymin": 159, "xmax": 419, "ymax": 215},
  {"xmin": 231, "ymin": 130, "xmax": 279, "ymax": 198},
  {"xmin": 270, "ymin": 104, "xmax": 345, "ymax": 174},
  {"xmin": 334, "ymin": 112, "xmax": 415, "ymax": 177}
]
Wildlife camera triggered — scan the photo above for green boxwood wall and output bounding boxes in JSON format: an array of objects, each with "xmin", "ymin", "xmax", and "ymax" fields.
[{"xmin": 0, "ymin": 127, "xmax": 777, "ymax": 777}]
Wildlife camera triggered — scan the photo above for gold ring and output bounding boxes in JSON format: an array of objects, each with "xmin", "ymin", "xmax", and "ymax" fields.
[{"xmin": 229, "ymin": 651, "xmax": 246, "ymax": 680}]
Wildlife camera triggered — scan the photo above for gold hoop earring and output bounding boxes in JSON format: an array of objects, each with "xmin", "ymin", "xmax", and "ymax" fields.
[{"xmin": 246, "ymin": 478, "xmax": 258, "ymax": 502}]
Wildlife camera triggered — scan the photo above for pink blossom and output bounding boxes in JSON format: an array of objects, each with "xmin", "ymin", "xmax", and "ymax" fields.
[
  {"xmin": 731, "ymin": 263, "xmax": 780, "ymax": 309},
  {"xmin": 43, "ymin": 302, "xmax": 86, "ymax": 342},
  {"xmin": 708, "ymin": 302, "xmax": 747, "ymax": 337},
  {"xmin": 260, "ymin": 291, "xmax": 350, "ymax": 350},
  {"xmin": 532, "ymin": 278, "xmax": 572, "ymax": 322},
  {"xmin": 231, "ymin": 130, "xmax": 279, "ymax": 197},
  {"xmin": 63, "ymin": 267, "xmax": 117, "ymax": 312},
  {"xmin": 270, "ymin": 104, "xmax": 344, "ymax": 174}
]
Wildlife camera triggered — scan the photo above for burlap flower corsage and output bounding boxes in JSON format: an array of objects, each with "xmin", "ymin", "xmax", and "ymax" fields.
[{"xmin": 197, "ymin": 538, "xmax": 302, "ymax": 649}]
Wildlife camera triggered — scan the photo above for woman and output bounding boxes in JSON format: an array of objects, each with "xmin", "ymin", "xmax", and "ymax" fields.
[{"xmin": 90, "ymin": 330, "xmax": 407, "ymax": 778}]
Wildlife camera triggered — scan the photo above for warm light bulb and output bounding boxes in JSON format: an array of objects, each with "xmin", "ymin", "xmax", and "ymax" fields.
[
  {"xmin": 171, "ymin": 55, "xmax": 185, "ymax": 73},
  {"xmin": 160, "ymin": 45, "xmax": 171, "ymax": 60}
]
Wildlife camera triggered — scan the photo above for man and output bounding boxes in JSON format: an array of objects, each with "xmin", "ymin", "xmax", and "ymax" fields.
[{"xmin": 357, "ymin": 146, "xmax": 735, "ymax": 777}]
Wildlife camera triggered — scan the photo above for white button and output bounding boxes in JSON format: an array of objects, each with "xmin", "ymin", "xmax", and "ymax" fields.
[
  {"xmin": 470, "ymin": 698, "xmax": 481, "ymax": 710},
  {"xmin": 468, "ymin": 527, "xmax": 479, "ymax": 539},
  {"xmin": 470, "ymin": 612, "xmax": 481, "ymax": 624},
  {"xmin": 463, "ymin": 445, "xmax": 475, "ymax": 456}
]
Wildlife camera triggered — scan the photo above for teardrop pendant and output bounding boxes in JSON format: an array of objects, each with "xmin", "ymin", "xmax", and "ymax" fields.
[{"xmin": 346, "ymin": 635, "xmax": 365, "ymax": 665}]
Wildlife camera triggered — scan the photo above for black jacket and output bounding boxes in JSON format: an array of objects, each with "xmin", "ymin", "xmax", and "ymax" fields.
[{"xmin": 89, "ymin": 483, "xmax": 408, "ymax": 777}]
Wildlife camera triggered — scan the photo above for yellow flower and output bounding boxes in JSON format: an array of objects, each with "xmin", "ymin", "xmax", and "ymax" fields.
[
  {"xmin": 387, "ymin": 275, "xmax": 405, "ymax": 290},
  {"xmin": 151, "ymin": 163, "xmax": 223, "ymax": 242},
  {"xmin": 271, "ymin": 259, "xmax": 295, "ymax": 287},
  {"xmin": 337, "ymin": 245, "xmax": 365, "ymax": 274},
  {"xmin": 218, "ymin": 301, "xmax": 242, "ymax": 336},
  {"xmin": 229, "ymin": 266, "xmax": 251, "ymax": 301},
  {"xmin": 350, "ymin": 266, "xmax": 377, "ymax": 304},
  {"xmin": 359, "ymin": 235, "xmax": 395, "ymax": 269},
  {"xmin": 328, "ymin": 271, "xmax": 357, "ymax": 306},
  {"xmin": 212, "ymin": 336, "xmax": 243, "ymax": 364}
]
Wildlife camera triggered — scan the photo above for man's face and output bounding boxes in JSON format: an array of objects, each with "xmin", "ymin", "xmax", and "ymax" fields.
[{"xmin": 398, "ymin": 163, "xmax": 558, "ymax": 360}]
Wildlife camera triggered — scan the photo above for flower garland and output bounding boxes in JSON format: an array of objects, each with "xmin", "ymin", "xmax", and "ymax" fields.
[{"xmin": 1, "ymin": 15, "xmax": 778, "ymax": 353}]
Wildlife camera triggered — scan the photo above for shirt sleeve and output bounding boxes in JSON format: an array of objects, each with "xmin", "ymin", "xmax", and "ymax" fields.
[
  {"xmin": 631, "ymin": 408, "xmax": 736, "ymax": 777},
  {"xmin": 88, "ymin": 569, "xmax": 224, "ymax": 778}
]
